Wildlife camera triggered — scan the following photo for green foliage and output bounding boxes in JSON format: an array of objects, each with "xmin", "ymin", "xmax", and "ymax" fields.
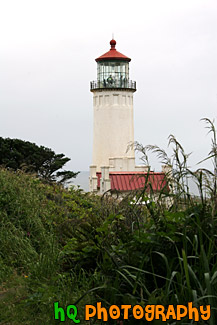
[
  {"xmin": 0, "ymin": 137, "xmax": 78, "ymax": 183},
  {"xmin": 0, "ymin": 168, "xmax": 99, "ymax": 323},
  {"xmin": 0, "ymin": 119, "xmax": 217, "ymax": 324}
]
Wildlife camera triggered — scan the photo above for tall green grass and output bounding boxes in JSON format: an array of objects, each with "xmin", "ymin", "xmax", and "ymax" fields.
[{"xmin": 69, "ymin": 118, "xmax": 217, "ymax": 324}]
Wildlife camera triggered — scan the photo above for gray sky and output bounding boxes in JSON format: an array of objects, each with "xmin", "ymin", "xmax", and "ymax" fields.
[{"xmin": 0, "ymin": 0, "xmax": 217, "ymax": 172}]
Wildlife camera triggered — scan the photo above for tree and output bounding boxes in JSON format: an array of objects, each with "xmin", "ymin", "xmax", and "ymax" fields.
[{"xmin": 0, "ymin": 137, "xmax": 79, "ymax": 184}]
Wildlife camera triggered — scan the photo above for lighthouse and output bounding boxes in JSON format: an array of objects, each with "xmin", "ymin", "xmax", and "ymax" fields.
[
  {"xmin": 89, "ymin": 39, "xmax": 166, "ymax": 194},
  {"xmin": 90, "ymin": 39, "xmax": 136, "ymax": 171}
]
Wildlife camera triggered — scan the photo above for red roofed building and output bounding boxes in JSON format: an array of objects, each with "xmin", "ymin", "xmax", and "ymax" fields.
[
  {"xmin": 89, "ymin": 40, "xmax": 169, "ymax": 195},
  {"xmin": 96, "ymin": 171, "xmax": 168, "ymax": 192}
]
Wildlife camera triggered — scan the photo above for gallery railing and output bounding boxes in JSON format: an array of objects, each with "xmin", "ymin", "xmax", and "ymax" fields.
[{"xmin": 90, "ymin": 80, "xmax": 136, "ymax": 91}]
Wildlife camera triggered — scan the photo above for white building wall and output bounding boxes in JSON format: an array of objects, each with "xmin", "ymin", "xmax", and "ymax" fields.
[{"xmin": 92, "ymin": 90, "xmax": 135, "ymax": 172}]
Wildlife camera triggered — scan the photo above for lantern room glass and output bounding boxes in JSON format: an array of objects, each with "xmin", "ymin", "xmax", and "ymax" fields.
[{"xmin": 97, "ymin": 61, "xmax": 129, "ymax": 88}]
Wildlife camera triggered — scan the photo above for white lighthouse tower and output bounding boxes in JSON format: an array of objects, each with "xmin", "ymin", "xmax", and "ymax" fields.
[{"xmin": 89, "ymin": 39, "xmax": 148, "ymax": 193}]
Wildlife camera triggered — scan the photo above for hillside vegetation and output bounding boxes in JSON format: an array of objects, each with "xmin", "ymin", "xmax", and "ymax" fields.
[{"xmin": 0, "ymin": 119, "xmax": 217, "ymax": 324}]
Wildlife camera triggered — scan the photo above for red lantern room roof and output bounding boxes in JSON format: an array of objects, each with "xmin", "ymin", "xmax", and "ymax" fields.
[{"xmin": 95, "ymin": 39, "xmax": 131, "ymax": 62}]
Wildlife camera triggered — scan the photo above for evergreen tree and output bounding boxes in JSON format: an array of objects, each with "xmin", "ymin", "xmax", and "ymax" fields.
[{"xmin": 0, "ymin": 137, "xmax": 78, "ymax": 183}]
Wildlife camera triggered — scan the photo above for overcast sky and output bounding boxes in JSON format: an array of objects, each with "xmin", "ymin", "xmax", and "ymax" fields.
[{"xmin": 0, "ymin": 0, "xmax": 217, "ymax": 173}]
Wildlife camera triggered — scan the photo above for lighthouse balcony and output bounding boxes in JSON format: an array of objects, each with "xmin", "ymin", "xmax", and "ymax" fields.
[{"xmin": 90, "ymin": 80, "xmax": 136, "ymax": 92}]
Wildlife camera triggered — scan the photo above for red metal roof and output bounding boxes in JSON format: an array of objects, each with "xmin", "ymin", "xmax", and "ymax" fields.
[
  {"xmin": 96, "ymin": 171, "xmax": 168, "ymax": 192},
  {"xmin": 96, "ymin": 39, "xmax": 131, "ymax": 62}
]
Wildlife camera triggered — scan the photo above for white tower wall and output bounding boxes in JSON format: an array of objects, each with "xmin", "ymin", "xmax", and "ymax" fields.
[{"xmin": 92, "ymin": 89, "xmax": 135, "ymax": 172}]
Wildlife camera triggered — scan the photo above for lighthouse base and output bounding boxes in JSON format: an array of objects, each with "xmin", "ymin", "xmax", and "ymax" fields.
[{"xmin": 89, "ymin": 156, "xmax": 150, "ymax": 194}]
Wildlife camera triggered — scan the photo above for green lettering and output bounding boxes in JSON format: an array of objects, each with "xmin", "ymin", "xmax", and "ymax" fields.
[
  {"xmin": 67, "ymin": 305, "xmax": 80, "ymax": 323},
  {"xmin": 54, "ymin": 302, "xmax": 65, "ymax": 322}
]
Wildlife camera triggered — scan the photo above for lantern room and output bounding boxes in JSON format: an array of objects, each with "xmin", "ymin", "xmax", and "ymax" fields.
[{"xmin": 90, "ymin": 39, "xmax": 136, "ymax": 91}]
